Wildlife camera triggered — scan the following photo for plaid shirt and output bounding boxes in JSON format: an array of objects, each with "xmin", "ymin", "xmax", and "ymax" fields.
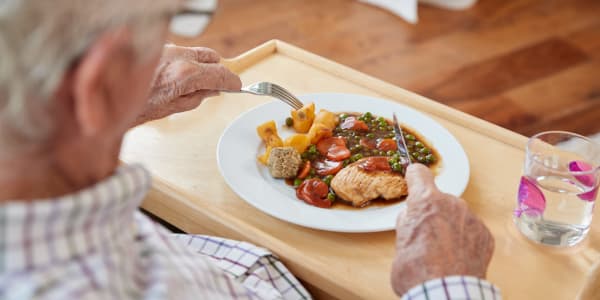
[
  {"xmin": 0, "ymin": 165, "xmax": 310, "ymax": 300},
  {"xmin": 0, "ymin": 164, "xmax": 500, "ymax": 300},
  {"xmin": 402, "ymin": 276, "xmax": 501, "ymax": 300}
]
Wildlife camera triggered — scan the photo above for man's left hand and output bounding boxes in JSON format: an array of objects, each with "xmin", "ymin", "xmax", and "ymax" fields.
[{"xmin": 137, "ymin": 45, "xmax": 241, "ymax": 124}]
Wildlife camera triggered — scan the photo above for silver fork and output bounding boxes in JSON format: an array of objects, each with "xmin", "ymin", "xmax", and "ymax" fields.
[{"xmin": 224, "ymin": 82, "xmax": 304, "ymax": 110}]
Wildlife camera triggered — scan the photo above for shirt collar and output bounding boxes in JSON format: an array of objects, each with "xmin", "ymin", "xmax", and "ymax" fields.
[{"xmin": 0, "ymin": 164, "xmax": 151, "ymax": 272}]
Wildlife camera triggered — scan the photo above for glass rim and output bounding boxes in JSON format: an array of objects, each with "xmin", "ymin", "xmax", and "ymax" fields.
[{"xmin": 526, "ymin": 130, "xmax": 600, "ymax": 176}]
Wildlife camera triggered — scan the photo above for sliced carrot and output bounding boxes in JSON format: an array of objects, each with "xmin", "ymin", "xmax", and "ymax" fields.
[
  {"xmin": 316, "ymin": 137, "xmax": 351, "ymax": 161},
  {"xmin": 340, "ymin": 117, "xmax": 369, "ymax": 131},
  {"xmin": 297, "ymin": 161, "xmax": 311, "ymax": 179},
  {"xmin": 377, "ymin": 139, "xmax": 397, "ymax": 151}
]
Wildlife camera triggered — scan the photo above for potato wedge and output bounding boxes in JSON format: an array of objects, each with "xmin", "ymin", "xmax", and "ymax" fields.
[
  {"xmin": 291, "ymin": 102, "xmax": 315, "ymax": 133},
  {"xmin": 284, "ymin": 134, "xmax": 312, "ymax": 154}
]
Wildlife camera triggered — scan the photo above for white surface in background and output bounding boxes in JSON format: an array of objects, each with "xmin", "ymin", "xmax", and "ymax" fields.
[
  {"xmin": 169, "ymin": 0, "xmax": 216, "ymax": 37},
  {"xmin": 360, "ymin": 0, "xmax": 477, "ymax": 24}
]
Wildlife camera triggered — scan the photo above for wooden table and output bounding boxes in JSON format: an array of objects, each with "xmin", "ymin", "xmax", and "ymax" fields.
[{"xmin": 120, "ymin": 40, "xmax": 600, "ymax": 300}]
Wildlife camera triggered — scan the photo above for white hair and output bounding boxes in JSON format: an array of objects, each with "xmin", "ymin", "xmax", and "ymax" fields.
[{"xmin": 0, "ymin": 0, "xmax": 180, "ymax": 149}]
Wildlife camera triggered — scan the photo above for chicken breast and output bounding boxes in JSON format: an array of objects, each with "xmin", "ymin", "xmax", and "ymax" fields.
[{"xmin": 330, "ymin": 157, "xmax": 408, "ymax": 207}]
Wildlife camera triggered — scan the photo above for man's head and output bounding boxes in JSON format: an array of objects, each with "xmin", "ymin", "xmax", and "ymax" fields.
[{"xmin": 0, "ymin": 0, "xmax": 180, "ymax": 157}]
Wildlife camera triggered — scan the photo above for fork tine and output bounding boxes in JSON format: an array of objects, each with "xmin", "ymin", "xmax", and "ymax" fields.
[
  {"xmin": 271, "ymin": 90, "xmax": 302, "ymax": 110},
  {"xmin": 270, "ymin": 85, "xmax": 304, "ymax": 109}
]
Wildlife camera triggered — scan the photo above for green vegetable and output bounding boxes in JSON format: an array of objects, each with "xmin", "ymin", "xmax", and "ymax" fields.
[
  {"xmin": 293, "ymin": 178, "xmax": 303, "ymax": 187},
  {"xmin": 285, "ymin": 117, "xmax": 293, "ymax": 127},
  {"xmin": 339, "ymin": 113, "xmax": 348, "ymax": 120},
  {"xmin": 405, "ymin": 134, "xmax": 416, "ymax": 141},
  {"xmin": 415, "ymin": 141, "xmax": 424, "ymax": 148},
  {"xmin": 351, "ymin": 153, "xmax": 363, "ymax": 162},
  {"xmin": 366, "ymin": 133, "xmax": 375, "ymax": 139},
  {"xmin": 386, "ymin": 150, "xmax": 395, "ymax": 156},
  {"xmin": 323, "ymin": 175, "xmax": 334, "ymax": 186},
  {"xmin": 343, "ymin": 159, "xmax": 350, "ymax": 167},
  {"xmin": 364, "ymin": 112, "xmax": 373, "ymax": 119},
  {"xmin": 327, "ymin": 192, "xmax": 336, "ymax": 202},
  {"xmin": 419, "ymin": 147, "xmax": 431, "ymax": 154},
  {"xmin": 309, "ymin": 168, "xmax": 316, "ymax": 176},
  {"xmin": 425, "ymin": 154, "xmax": 435, "ymax": 164},
  {"xmin": 391, "ymin": 162, "xmax": 403, "ymax": 173},
  {"xmin": 308, "ymin": 144, "xmax": 317, "ymax": 154}
]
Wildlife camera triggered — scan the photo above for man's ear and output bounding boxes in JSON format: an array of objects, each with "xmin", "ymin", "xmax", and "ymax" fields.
[{"xmin": 71, "ymin": 27, "xmax": 130, "ymax": 136}]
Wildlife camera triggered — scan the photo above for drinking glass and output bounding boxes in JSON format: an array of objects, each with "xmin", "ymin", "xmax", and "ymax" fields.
[{"xmin": 513, "ymin": 131, "xmax": 600, "ymax": 247}]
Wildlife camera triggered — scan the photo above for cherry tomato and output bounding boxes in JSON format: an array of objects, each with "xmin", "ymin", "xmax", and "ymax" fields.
[
  {"xmin": 296, "ymin": 178, "xmax": 332, "ymax": 208},
  {"xmin": 377, "ymin": 139, "xmax": 397, "ymax": 151},
  {"xmin": 317, "ymin": 137, "xmax": 351, "ymax": 161},
  {"xmin": 313, "ymin": 159, "xmax": 344, "ymax": 176},
  {"xmin": 340, "ymin": 117, "xmax": 369, "ymax": 131}
]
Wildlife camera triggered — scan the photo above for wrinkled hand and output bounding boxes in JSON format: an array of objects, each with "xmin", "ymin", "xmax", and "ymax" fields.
[
  {"xmin": 391, "ymin": 164, "xmax": 494, "ymax": 296},
  {"xmin": 137, "ymin": 45, "xmax": 242, "ymax": 124}
]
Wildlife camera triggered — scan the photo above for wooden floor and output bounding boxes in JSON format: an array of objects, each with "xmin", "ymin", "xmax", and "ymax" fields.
[{"xmin": 168, "ymin": 0, "xmax": 600, "ymax": 137}]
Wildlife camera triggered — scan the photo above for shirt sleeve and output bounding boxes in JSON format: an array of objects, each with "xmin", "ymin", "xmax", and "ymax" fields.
[
  {"xmin": 401, "ymin": 276, "xmax": 501, "ymax": 300},
  {"xmin": 170, "ymin": 234, "xmax": 312, "ymax": 300}
]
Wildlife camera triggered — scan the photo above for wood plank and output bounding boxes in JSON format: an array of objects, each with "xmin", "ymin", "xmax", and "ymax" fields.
[
  {"xmin": 505, "ymin": 58, "xmax": 600, "ymax": 116},
  {"xmin": 454, "ymin": 96, "xmax": 539, "ymax": 130},
  {"xmin": 420, "ymin": 38, "xmax": 588, "ymax": 102},
  {"xmin": 520, "ymin": 100, "xmax": 600, "ymax": 136},
  {"xmin": 358, "ymin": 0, "xmax": 600, "ymax": 92},
  {"xmin": 564, "ymin": 22, "xmax": 600, "ymax": 57}
]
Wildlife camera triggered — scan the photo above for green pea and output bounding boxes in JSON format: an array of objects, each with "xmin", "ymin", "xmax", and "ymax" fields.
[
  {"xmin": 419, "ymin": 147, "xmax": 431, "ymax": 154},
  {"xmin": 364, "ymin": 112, "xmax": 373, "ymax": 119},
  {"xmin": 389, "ymin": 157, "xmax": 398, "ymax": 164},
  {"xmin": 308, "ymin": 144, "xmax": 317, "ymax": 154},
  {"xmin": 339, "ymin": 113, "xmax": 348, "ymax": 120},
  {"xmin": 343, "ymin": 159, "xmax": 350, "ymax": 167},
  {"xmin": 415, "ymin": 141, "xmax": 424, "ymax": 148},
  {"xmin": 411, "ymin": 152, "xmax": 419, "ymax": 158},
  {"xmin": 417, "ymin": 155, "xmax": 425, "ymax": 163},
  {"xmin": 377, "ymin": 116, "xmax": 386, "ymax": 123},
  {"xmin": 387, "ymin": 126, "xmax": 394, "ymax": 131},
  {"xmin": 323, "ymin": 175, "xmax": 334, "ymax": 186},
  {"xmin": 386, "ymin": 150, "xmax": 395, "ymax": 156},
  {"xmin": 392, "ymin": 162, "xmax": 403, "ymax": 173},
  {"xmin": 405, "ymin": 134, "xmax": 416, "ymax": 141},
  {"xmin": 366, "ymin": 133, "xmax": 375, "ymax": 139},
  {"xmin": 378, "ymin": 126, "xmax": 387, "ymax": 131},
  {"xmin": 386, "ymin": 133, "xmax": 395, "ymax": 138},
  {"xmin": 285, "ymin": 117, "xmax": 293, "ymax": 127},
  {"xmin": 425, "ymin": 154, "xmax": 435, "ymax": 163},
  {"xmin": 351, "ymin": 153, "xmax": 363, "ymax": 162},
  {"xmin": 327, "ymin": 192, "xmax": 336, "ymax": 202},
  {"xmin": 293, "ymin": 178, "xmax": 303, "ymax": 187}
]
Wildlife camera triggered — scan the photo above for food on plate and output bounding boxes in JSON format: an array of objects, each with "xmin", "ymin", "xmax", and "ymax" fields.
[
  {"xmin": 256, "ymin": 102, "xmax": 438, "ymax": 209},
  {"xmin": 267, "ymin": 147, "xmax": 302, "ymax": 178},
  {"xmin": 257, "ymin": 120, "xmax": 283, "ymax": 164},
  {"xmin": 330, "ymin": 157, "xmax": 408, "ymax": 207},
  {"xmin": 290, "ymin": 102, "xmax": 315, "ymax": 133}
]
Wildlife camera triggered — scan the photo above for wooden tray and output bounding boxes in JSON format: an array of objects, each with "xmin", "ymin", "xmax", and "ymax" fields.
[{"xmin": 120, "ymin": 40, "xmax": 599, "ymax": 300}]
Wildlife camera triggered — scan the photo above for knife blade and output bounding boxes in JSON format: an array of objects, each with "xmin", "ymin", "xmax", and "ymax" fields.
[{"xmin": 392, "ymin": 114, "xmax": 412, "ymax": 168}]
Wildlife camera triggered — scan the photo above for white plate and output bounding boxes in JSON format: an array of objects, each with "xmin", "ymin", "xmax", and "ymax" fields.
[{"xmin": 217, "ymin": 93, "xmax": 469, "ymax": 232}]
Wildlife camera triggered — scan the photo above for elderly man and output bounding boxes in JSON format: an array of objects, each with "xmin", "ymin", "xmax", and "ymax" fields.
[{"xmin": 0, "ymin": 0, "xmax": 498, "ymax": 299}]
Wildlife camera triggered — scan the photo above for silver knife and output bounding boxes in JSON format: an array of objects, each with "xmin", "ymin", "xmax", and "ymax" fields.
[{"xmin": 392, "ymin": 114, "xmax": 412, "ymax": 168}]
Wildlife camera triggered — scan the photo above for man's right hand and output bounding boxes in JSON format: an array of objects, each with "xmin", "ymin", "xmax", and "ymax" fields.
[{"xmin": 391, "ymin": 164, "xmax": 495, "ymax": 296}]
